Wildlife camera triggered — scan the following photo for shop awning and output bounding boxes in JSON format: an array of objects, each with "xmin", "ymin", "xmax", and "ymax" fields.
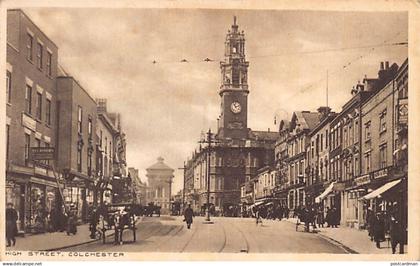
[
  {"xmin": 361, "ymin": 179, "xmax": 401, "ymax": 200},
  {"xmin": 315, "ymin": 182, "xmax": 336, "ymax": 203}
]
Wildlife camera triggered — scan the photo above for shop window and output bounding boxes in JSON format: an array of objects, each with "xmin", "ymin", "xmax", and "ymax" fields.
[{"xmin": 77, "ymin": 148, "xmax": 82, "ymax": 172}]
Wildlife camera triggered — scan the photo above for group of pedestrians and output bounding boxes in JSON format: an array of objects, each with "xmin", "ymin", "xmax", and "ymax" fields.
[
  {"xmin": 5, "ymin": 202, "xmax": 80, "ymax": 247},
  {"xmin": 366, "ymin": 208, "xmax": 404, "ymax": 254}
]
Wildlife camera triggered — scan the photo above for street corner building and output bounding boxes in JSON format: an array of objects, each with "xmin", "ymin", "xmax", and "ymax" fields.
[{"xmin": 5, "ymin": 9, "xmax": 130, "ymax": 234}]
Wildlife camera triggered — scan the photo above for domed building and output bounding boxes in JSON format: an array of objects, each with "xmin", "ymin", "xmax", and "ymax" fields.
[{"xmin": 145, "ymin": 157, "xmax": 174, "ymax": 214}]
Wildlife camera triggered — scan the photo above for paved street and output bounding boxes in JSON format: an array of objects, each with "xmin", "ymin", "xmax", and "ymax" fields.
[{"xmin": 61, "ymin": 216, "xmax": 346, "ymax": 253}]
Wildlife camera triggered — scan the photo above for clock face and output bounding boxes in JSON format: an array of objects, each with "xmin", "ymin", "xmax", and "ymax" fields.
[{"xmin": 230, "ymin": 101, "xmax": 241, "ymax": 114}]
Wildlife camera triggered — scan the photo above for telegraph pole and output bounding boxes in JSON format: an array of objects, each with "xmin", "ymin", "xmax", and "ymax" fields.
[
  {"xmin": 199, "ymin": 128, "xmax": 218, "ymax": 224},
  {"xmin": 178, "ymin": 162, "xmax": 187, "ymax": 211}
]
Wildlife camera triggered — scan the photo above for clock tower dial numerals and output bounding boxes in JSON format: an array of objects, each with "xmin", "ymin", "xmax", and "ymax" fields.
[{"xmin": 230, "ymin": 101, "xmax": 241, "ymax": 114}]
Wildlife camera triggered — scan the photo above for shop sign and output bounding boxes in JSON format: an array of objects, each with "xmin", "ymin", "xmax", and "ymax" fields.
[
  {"xmin": 355, "ymin": 174, "xmax": 371, "ymax": 186},
  {"xmin": 22, "ymin": 113, "xmax": 36, "ymax": 132},
  {"xmin": 30, "ymin": 147, "xmax": 55, "ymax": 160},
  {"xmin": 372, "ymin": 168, "xmax": 389, "ymax": 180},
  {"xmin": 333, "ymin": 182, "xmax": 345, "ymax": 191}
]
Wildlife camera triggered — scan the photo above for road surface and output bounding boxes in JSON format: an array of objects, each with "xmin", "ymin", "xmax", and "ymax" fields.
[{"xmin": 63, "ymin": 216, "xmax": 346, "ymax": 253}]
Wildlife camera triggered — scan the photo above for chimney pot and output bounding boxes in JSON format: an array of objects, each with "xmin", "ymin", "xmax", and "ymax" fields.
[
  {"xmin": 380, "ymin": 62, "xmax": 384, "ymax": 70},
  {"xmin": 385, "ymin": 61, "xmax": 389, "ymax": 69}
]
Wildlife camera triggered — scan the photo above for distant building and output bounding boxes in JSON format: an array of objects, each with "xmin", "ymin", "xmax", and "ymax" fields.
[
  {"xmin": 146, "ymin": 157, "xmax": 174, "ymax": 214},
  {"xmin": 128, "ymin": 167, "xmax": 147, "ymax": 205}
]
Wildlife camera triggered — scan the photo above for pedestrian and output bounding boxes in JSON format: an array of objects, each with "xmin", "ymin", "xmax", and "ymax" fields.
[
  {"xmin": 6, "ymin": 203, "xmax": 18, "ymax": 247},
  {"xmin": 255, "ymin": 209, "xmax": 262, "ymax": 226},
  {"xmin": 66, "ymin": 209, "xmax": 77, "ymax": 235},
  {"xmin": 389, "ymin": 212, "xmax": 402, "ymax": 254},
  {"xmin": 89, "ymin": 207, "xmax": 100, "ymax": 239},
  {"xmin": 373, "ymin": 212, "xmax": 385, "ymax": 248},
  {"xmin": 367, "ymin": 207, "xmax": 375, "ymax": 241},
  {"xmin": 325, "ymin": 207, "xmax": 331, "ymax": 227},
  {"xmin": 332, "ymin": 207, "xmax": 339, "ymax": 228},
  {"xmin": 316, "ymin": 207, "xmax": 324, "ymax": 228},
  {"xmin": 183, "ymin": 204, "xmax": 194, "ymax": 229}
]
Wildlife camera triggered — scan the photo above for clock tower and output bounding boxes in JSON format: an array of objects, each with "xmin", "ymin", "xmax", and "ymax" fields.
[{"xmin": 217, "ymin": 16, "xmax": 249, "ymax": 140}]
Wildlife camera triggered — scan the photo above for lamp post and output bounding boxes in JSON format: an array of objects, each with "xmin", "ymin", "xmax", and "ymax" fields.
[{"xmin": 199, "ymin": 128, "xmax": 219, "ymax": 223}]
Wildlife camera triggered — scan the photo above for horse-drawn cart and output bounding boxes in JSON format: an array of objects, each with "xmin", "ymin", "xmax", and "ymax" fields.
[{"xmin": 98, "ymin": 203, "xmax": 137, "ymax": 245}]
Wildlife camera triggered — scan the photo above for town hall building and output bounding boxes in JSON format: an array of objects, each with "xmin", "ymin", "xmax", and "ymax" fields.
[{"xmin": 184, "ymin": 17, "xmax": 277, "ymax": 216}]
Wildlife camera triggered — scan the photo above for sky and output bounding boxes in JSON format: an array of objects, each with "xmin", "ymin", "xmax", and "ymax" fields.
[{"xmin": 23, "ymin": 8, "xmax": 408, "ymax": 193}]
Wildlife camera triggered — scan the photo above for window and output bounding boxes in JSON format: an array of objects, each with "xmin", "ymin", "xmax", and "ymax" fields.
[
  {"xmin": 46, "ymin": 51, "xmax": 52, "ymax": 76},
  {"xmin": 36, "ymin": 92, "xmax": 42, "ymax": 120},
  {"xmin": 37, "ymin": 43, "xmax": 43, "ymax": 69},
  {"xmin": 349, "ymin": 123, "xmax": 353, "ymax": 144},
  {"xmin": 6, "ymin": 125, "xmax": 10, "ymax": 159},
  {"xmin": 24, "ymin": 133, "xmax": 30, "ymax": 164},
  {"xmin": 232, "ymin": 59, "xmax": 240, "ymax": 86},
  {"xmin": 105, "ymin": 137, "xmax": 108, "ymax": 155},
  {"xmin": 354, "ymin": 156, "xmax": 359, "ymax": 176},
  {"xmin": 379, "ymin": 144, "xmax": 387, "ymax": 168},
  {"xmin": 77, "ymin": 148, "xmax": 82, "ymax": 172},
  {"xmin": 365, "ymin": 152, "xmax": 371, "ymax": 173},
  {"xmin": 25, "ymin": 85, "xmax": 32, "ymax": 114},
  {"xmin": 344, "ymin": 128, "xmax": 348, "ymax": 147},
  {"xmin": 354, "ymin": 120, "xmax": 359, "ymax": 143},
  {"xmin": 100, "ymin": 130, "xmax": 103, "ymax": 146},
  {"xmin": 6, "ymin": 70, "xmax": 11, "ymax": 103},
  {"xmin": 87, "ymin": 153, "xmax": 92, "ymax": 176},
  {"xmin": 379, "ymin": 109, "xmax": 387, "ymax": 133},
  {"xmin": 26, "ymin": 34, "xmax": 33, "ymax": 61},
  {"xmin": 320, "ymin": 134, "xmax": 323, "ymax": 152},
  {"xmin": 46, "ymin": 99, "xmax": 51, "ymax": 125},
  {"xmin": 365, "ymin": 121, "xmax": 371, "ymax": 140},
  {"xmin": 88, "ymin": 117, "xmax": 92, "ymax": 138},
  {"xmin": 77, "ymin": 106, "xmax": 83, "ymax": 134},
  {"xmin": 325, "ymin": 129, "xmax": 328, "ymax": 149}
]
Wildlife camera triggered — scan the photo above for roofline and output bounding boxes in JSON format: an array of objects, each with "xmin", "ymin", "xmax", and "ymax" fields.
[
  {"xmin": 9, "ymin": 9, "xmax": 59, "ymax": 49},
  {"xmin": 57, "ymin": 76, "xmax": 97, "ymax": 105},
  {"xmin": 98, "ymin": 113, "xmax": 118, "ymax": 134}
]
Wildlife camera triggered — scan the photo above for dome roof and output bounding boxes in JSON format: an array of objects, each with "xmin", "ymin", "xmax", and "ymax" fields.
[{"xmin": 146, "ymin": 157, "xmax": 174, "ymax": 171}]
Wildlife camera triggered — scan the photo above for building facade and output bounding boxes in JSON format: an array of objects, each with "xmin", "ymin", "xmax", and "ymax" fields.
[
  {"xmin": 146, "ymin": 157, "xmax": 174, "ymax": 214},
  {"xmin": 56, "ymin": 75, "xmax": 98, "ymax": 222},
  {"xmin": 6, "ymin": 9, "xmax": 60, "ymax": 233}
]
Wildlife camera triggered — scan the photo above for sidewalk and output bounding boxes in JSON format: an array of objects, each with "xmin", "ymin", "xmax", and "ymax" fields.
[
  {"xmin": 6, "ymin": 223, "xmax": 114, "ymax": 251},
  {"xmin": 284, "ymin": 218, "xmax": 400, "ymax": 254}
]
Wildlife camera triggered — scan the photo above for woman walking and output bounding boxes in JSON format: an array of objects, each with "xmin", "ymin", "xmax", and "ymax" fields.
[{"xmin": 6, "ymin": 203, "xmax": 18, "ymax": 247}]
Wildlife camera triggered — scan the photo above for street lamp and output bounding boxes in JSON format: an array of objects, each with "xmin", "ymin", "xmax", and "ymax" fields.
[{"xmin": 178, "ymin": 162, "xmax": 186, "ymax": 211}]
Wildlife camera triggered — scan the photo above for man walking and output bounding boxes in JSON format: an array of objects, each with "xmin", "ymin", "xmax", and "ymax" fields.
[
  {"xmin": 184, "ymin": 204, "xmax": 194, "ymax": 229},
  {"xmin": 6, "ymin": 203, "xmax": 18, "ymax": 247}
]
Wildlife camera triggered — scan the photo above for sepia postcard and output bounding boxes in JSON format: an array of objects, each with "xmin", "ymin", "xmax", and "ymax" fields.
[{"xmin": 0, "ymin": 0, "xmax": 419, "ymax": 262}]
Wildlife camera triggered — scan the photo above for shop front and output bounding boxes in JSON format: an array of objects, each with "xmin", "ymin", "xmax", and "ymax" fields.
[{"xmin": 6, "ymin": 172, "xmax": 62, "ymax": 234}]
